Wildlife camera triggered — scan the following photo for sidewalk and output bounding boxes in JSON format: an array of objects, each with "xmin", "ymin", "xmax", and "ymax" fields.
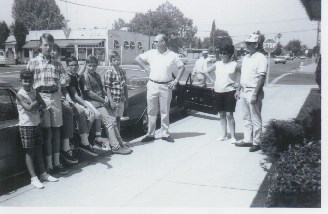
[{"xmin": 0, "ymin": 83, "xmax": 317, "ymax": 208}]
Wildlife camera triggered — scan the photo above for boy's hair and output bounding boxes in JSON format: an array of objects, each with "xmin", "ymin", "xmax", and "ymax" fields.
[
  {"xmin": 20, "ymin": 69, "xmax": 34, "ymax": 80},
  {"xmin": 86, "ymin": 55, "xmax": 98, "ymax": 64},
  {"xmin": 66, "ymin": 56, "xmax": 78, "ymax": 66},
  {"xmin": 53, "ymin": 44, "xmax": 61, "ymax": 54},
  {"xmin": 108, "ymin": 50, "xmax": 120, "ymax": 62},
  {"xmin": 40, "ymin": 33, "xmax": 54, "ymax": 44}
]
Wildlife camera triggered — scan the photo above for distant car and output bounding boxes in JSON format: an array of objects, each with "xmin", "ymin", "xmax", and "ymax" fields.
[
  {"xmin": 0, "ymin": 49, "xmax": 7, "ymax": 67},
  {"xmin": 207, "ymin": 54, "xmax": 217, "ymax": 63},
  {"xmin": 300, "ymin": 56, "xmax": 306, "ymax": 59},
  {"xmin": 274, "ymin": 56, "xmax": 286, "ymax": 64},
  {"xmin": 283, "ymin": 55, "xmax": 291, "ymax": 60},
  {"xmin": 178, "ymin": 54, "xmax": 188, "ymax": 64}
]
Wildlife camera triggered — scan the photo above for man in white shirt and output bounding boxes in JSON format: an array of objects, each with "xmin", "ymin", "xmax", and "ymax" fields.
[
  {"xmin": 135, "ymin": 34, "xmax": 185, "ymax": 143},
  {"xmin": 235, "ymin": 33, "xmax": 267, "ymax": 152},
  {"xmin": 192, "ymin": 50, "xmax": 209, "ymax": 87}
]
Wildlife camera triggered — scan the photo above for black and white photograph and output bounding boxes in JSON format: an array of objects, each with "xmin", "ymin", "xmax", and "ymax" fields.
[{"xmin": 0, "ymin": 0, "xmax": 325, "ymax": 213}]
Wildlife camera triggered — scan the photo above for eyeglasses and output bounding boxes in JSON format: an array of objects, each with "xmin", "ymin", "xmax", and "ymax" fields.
[
  {"xmin": 87, "ymin": 64, "xmax": 97, "ymax": 67},
  {"xmin": 113, "ymin": 59, "xmax": 120, "ymax": 62},
  {"xmin": 153, "ymin": 41, "xmax": 159, "ymax": 44},
  {"xmin": 219, "ymin": 52, "xmax": 228, "ymax": 55},
  {"xmin": 68, "ymin": 64, "xmax": 79, "ymax": 67}
]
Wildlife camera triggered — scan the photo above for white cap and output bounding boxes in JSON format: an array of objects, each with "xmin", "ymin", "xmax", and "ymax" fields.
[
  {"xmin": 245, "ymin": 34, "xmax": 260, "ymax": 43},
  {"xmin": 202, "ymin": 50, "xmax": 208, "ymax": 54}
]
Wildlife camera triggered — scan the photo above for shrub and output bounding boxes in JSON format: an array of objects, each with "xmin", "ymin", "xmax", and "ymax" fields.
[
  {"xmin": 260, "ymin": 119, "xmax": 304, "ymax": 157},
  {"xmin": 266, "ymin": 140, "xmax": 321, "ymax": 207}
]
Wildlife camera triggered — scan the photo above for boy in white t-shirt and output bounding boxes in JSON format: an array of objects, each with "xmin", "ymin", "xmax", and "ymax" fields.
[{"xmin": 16, "ymin": 69, "xmax": 58, "ymax": 189}]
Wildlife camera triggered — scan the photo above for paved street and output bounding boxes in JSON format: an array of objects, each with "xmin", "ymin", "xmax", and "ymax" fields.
[{"xmin": 0, "ymin": 63, "xmax": 318, "ymax": 208}]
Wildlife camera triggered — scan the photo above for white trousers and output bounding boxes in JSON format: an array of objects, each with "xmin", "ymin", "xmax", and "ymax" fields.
[
  {"xmin": 240, "ymin": 88, "xmax": 264, "ymax": 145},
  {"xmin": 146, "ymin": 81, "xmax": 172, "ymax": 137}
]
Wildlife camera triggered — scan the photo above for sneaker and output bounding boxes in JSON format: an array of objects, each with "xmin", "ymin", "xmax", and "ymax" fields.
[
  {"xmin": 79, "ymin": 143, "xmax": 98, "ymax": 156},
  {"xmin": 61, "ymin": 150, "xmax": 78, "ymax": 164},
  {"xmin": 249, "ymin": 145, "xmax": 261, "ymax": 152},
  {"xmin": 217, "ymin": 136, "xmax": 229, "ymax": 141},
  {"xmin": 112, "ymin": 147, "xmax": 132, "ymax": 155},
  {"xmin": 141, "ymin": 136, "xmax": 155, "ymax": 143},
  {"xmin": 31, "ymin": 177, "xmax": 44, "ymax": 189},
  {"xmin": 93, "ymin": 139, "xmax": 109, "ymax": 151},
  {"xmin": 235, "ymin": 141, "xmax": 253, "ymax": 147},
  {"xmin": 53, "ymin": 164, "xmax": 68, "ymax": 175},
  {"xmin": 229, "ymin": 138, "xmax": 237, "ymax": 144},
  {"xmin": 40, "ymin": 173, "xmax": 58, "ymax": 182},
  {"xmin": 162, "ymin": 136, "xmax": 174, "ymax": 143}
]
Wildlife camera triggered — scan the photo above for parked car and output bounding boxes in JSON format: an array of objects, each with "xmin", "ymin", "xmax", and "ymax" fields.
[
  {"xmin": 0, "ymin": 81, "xmax": 26, "ymax": 186},
  {"xmin": 0, "ymin": 49, "xmax": 7, "ymax": 67},
  {"xmin": 120, "ymin": 68, "xmax": 190, "ymax": 133},
  {"xmin": 207, "ymin": 54, "xmax": 217, "ymax": 63},
  {"xmin": 300, "ymin": 56, "xmax": 306, "ymax": 59},
  {"xmin": 274, "ymin": 56, "xmax": 286, "ymax": 64},
  {"xmin": 178, "ymin": 54, "xmax": 188, "ymax": 64}
]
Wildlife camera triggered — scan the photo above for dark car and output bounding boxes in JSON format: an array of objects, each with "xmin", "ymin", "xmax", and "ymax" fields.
[
  {"xmin": 120, "ymin": 68, "xmax": 190, "ymax": 133},
  {"xmin": 0, "ymin": 81, "xmax": 26, "ymax": 186}
]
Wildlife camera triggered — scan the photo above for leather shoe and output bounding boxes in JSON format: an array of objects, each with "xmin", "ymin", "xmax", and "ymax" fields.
[
  {"xmin": 249, "ymin": 145, "xmax": 261, "ymax": 152},
  {"xmin": 235, "ymin": 141, "xmax": 253, "ymax": 147},
  {"xmin": 141, "ymin": 136, "xmax": 155, "ymax": 142},
  {"xmin": 162, "ymin": 136, "xmax": 174, "ymax": 143}
]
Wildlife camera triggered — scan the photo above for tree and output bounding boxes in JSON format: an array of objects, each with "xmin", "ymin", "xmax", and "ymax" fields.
[
  {"xmin": 197, "ymin": 37, "xmax": 201, "ymax": 49},
  {"xmin": 12, "ymin": 21, "xmax": 28, "ymax": 52},
  {"xmin": 312, "ymin": 45, "xmax": 320, "ymax": 55},
  {"xmin": 129, "ymin": 2, "xmax": 197, "ymax": 52},
  {"xmin": 273, "ymin": 42, "xmax": 283, "ymax": 56},
  {"xmin": 0, "ymin": 21, "xmax": 10, "ymax": 48},
  {"xmin": 113, "ymin": 18, "xmax": 127, "ymax": 30},
  {"xmin": 12, "ymin": 0, "xmax": 65, "ymax": 30},
  {"xmin": 210, "ymin": 20, "xmax": 216, "ymax": 47},
  {"xmin": 285, "ymin": 39, "xmax": 302, "ymax": 56},
  {"xmin": 210, "ymin": 29, "xmax": 232, "ymax": 52}
]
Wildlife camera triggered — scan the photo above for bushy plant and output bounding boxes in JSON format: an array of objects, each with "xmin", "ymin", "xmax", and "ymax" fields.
[
  {"xmin": 266, "ymin": 141, "xmax": 321, "ymax": 207},
  {"xmin": 260, "ymin": 119, "xmax": 305, "ymax": 157}
]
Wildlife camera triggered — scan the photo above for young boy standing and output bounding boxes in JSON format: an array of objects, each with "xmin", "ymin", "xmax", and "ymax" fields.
[
  {"xmin": 16, "ymin": 69, "xmax": 58, "ymax": 189},
  {"xmin": 27, "ymin": 33, "xmax": 67, "ymax": 175},
  {"xmin": 103, "ymin": 50, "xmax": 128, "ymax": 130}
]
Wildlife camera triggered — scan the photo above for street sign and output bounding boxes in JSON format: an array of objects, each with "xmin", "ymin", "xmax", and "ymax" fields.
[{"xmin": 263, "ymin": 39, "xmax": 277, "ymax": 53}]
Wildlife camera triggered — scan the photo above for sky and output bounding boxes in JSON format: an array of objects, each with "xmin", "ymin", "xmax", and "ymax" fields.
[{"xmin": 0, "ymin": 0, "xmax": 320, "ymax": 48}]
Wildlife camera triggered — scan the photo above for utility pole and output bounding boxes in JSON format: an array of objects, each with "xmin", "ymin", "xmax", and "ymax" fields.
[
  {"xmin": 148, "ymin": 10, "xmax": 151, "ymax": 50},
  {"xmin": 316, "ymin": 21, "xmax": 321, "ymax": 53}
]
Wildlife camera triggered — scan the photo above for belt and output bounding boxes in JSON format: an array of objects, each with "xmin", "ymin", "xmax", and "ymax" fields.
[
  {"xmin": 37, "ymin": 88, "xmax": 58, "ymax": 94},
  {"xmin": 149, "ymin": 79, "xmax": 172, "ymax": 84}
]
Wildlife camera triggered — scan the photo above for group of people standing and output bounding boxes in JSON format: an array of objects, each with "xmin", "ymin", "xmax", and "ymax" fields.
[
  {"xmin": 191, "ymin": 33, "xmax": 267, "ymax": 152},
  {"xmin": 17, "ymin": 31, "xmax": 267, "ymax": 190},
  {"xmin": 17, "ymin": 33, "xmax": 132, "ymax": 189}
]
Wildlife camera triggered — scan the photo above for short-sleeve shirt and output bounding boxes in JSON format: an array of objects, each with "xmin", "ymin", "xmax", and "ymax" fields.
[
  {"xmin": 67, "ymin": 72, "xmax": 81, "ymax": 97},
  {"xmin": 193, "ymin": 57, "xmax": 209, "ymax": 74},
  {"xmin": 240, "ymin": 52, "xmax": 267, "ymax": 88},
  {"xmin": 17, "ymin": 88, "xmax": 40, "ymax": 126},
  {"xmin": 103, "ymin": 66, "xmax": 126, "ymax": 104},
  {"xmin": 214, "ymin": 61, "xmax": 238, "ymax": 93},
  {"xmin": 138, "ymin": 49, "xmax": 184, "ymax": 82},
  {"xmin": 27, "ymin": 53, "xmax": 66, "ymax": 90},
  {"xmin": 79, "ymin": 71, "xmax": 106, "ymax": 108}
]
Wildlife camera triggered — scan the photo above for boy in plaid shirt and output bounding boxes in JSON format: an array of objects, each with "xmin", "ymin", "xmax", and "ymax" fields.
[
  {"xmin": 16, "ymin": 69, "xmax": 58, "ymax": 189},
  {"xmin": 103, "ymin": 50, "xmax": 128, "ymax": 130}
]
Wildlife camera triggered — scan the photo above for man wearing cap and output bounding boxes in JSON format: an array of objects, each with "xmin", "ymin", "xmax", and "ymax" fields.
[
  {"xmin": 135, "ymin": 34, "xmax": 185, "ymax": 143},
  {"xmin": 235, "ymin": 33, "xmax": 267, "ymax": 152},
  {"xmin": 192, "ymin": 50, "xmax": 210, "ymax": 87}
]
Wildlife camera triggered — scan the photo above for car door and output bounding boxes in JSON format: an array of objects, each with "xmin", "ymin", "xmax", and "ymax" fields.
[
  {"xmin": 0, "ymin": 88, "xmax": 25, "ymax": 182},
  {"xmin": 181, "ymin": 74, "xmax": 218, "ymax": 115}
]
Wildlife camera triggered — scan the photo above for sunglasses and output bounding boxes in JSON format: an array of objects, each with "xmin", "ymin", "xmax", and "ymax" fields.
[{"xmin": 219, "ymin": 52, "xmax": 228, "ymax": 55}]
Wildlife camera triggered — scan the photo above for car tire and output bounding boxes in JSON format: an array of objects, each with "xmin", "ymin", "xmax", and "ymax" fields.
[
  {"xmin": 137, "ymin": 110, "xmax": 148, "ymax": 134},
  {"xmin": 275, "ymin": 62, "xmax": 277, "ymax": 64},
  {"xmin": 178, "ymin": 106, "xmax": 191, "ymax": 117},
  {"xmin": 283, "ymin": 62, "xmax": 286, "ymax": 64}
]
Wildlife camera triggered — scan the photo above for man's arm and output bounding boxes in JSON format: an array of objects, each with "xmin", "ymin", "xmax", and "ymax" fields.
[
  {"xmin": 77, "ymin": 62, "xmax": 87, "ymax": 76},
  {"xmin": 234, "ymin": 65, "xmax": 242, "ymax": 99},
  {"xmin": 168, "ymin": 65, "xmax": 185, "ymax": 89},
  {"xmin": 251, "ymin": 75, "xmax": 265, "ymax": 104},
  {"xmin": 135, "ymin": 56, "xmax": 150, "ymax": 74}
]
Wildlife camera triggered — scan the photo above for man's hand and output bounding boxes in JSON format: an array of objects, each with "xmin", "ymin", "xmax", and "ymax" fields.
[
  {"xmin": 110, "ymin": 100, "xmax": 116, "ymax": 109},
  {"xmin": 251, "ymin": 94, "xmax": 257, "ymax": 104},
  {"xmin": 234, "ymin": 91, "xmax": 240, "ymax": 100},
  {"xmin": 168, "ymin": 79, "xmax": 178, "ymax": 89}
]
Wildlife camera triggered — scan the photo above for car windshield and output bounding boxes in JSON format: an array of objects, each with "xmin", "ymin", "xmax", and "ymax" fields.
[{"xmin": 125, "ymin": 69, "xmax": 149, "ymax": 87}]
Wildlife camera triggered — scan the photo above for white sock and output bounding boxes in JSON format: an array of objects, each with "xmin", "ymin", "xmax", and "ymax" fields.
[
  {"xmin": 62, "ymin": 139, "xmax": 70, "ymax": 152},
  {"xmin": 80, "ymin": 133, "xmax": 89, "ymax": 146},
  {"xmin": 31, "ymin": 176, "xmax": 38, "ymax": 181}
]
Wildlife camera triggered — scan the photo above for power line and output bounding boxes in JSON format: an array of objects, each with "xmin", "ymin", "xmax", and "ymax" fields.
[
  {"xmin": 214, "ymin": 18, "xmax": 309, "ymax": 26},
  {"xmin": 58, "ymin": 0, "xmax": 141, "ymax": 14}
]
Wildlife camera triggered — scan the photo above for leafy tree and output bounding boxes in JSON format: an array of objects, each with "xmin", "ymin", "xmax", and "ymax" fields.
[
  {"xmin": 12, "ymin": 0, "xmax": 65, "ymax": 30},
  {"xmin": 12, "ymin": 21, "xmax": 28, "ymax": 52},
  {"xmin": 197, "ymin": 37, "xmax": 201, "ymax": 49},
  {"xmin": 285, "ymin": 39, "xmax": 302, "ymax": 56},
  {"xmin": 273, "ymin": 42, "xmax": 283, "ymax": 56},
  {"xmin": 129, "ymin": 2, "xmax": 197, "ymax": 52},
  {"xmin": 210, "ymin": 29, "xmax": 232, "ymax": 52},
  {"xmin": 202, "ymin": 37, "xmax": 211, "ymax": 49},
  {"xmin": 312, "ymin": 45, "xmax": 320, "ymax": 55},
  {"xmin": 0, "ymin": 21, "xmax": 10, "ymax": 48},
  {"xmin": 113, "ymin": 18, "xmax": 128, "ymax": 30},
  {"xmin": 209, "ymin": 20, "xmax": 216, "ymax": 47}
]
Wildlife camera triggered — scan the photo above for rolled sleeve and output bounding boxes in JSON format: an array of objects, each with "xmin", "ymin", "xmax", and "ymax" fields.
[
  {"xmin": 258, "ymin": 56, "xmax": 268, "ymax": 76},
  {"xmin": 138, "ymin": 51, "xmax": 149, "ymax": 62},
  {"xmin": 174, "ymin": 54, "xmax": 184, "ymax": 68}
]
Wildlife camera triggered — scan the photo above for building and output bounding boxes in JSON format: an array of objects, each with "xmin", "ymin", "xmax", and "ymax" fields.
[
  {"xmin": 3, "ymin": 35, "xmax": 17, "ymax": 65},
  {"xmin": 16, "ymin": 28, "xmax": 154, "ymax": 65}
]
